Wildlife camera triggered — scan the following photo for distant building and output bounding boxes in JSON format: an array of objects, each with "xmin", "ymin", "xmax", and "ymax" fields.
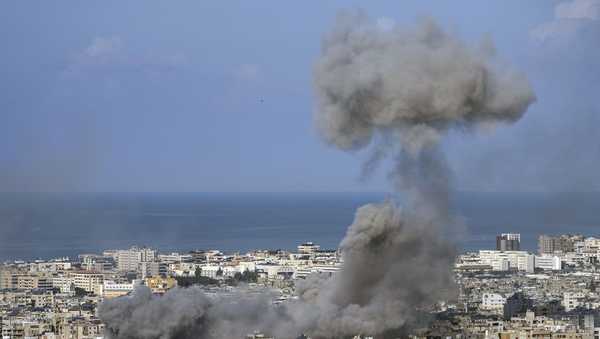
[
  {"xmin": 199, "ymin": 265, "xmax": 223, "ymax": 279},
  {"xmin": 481, "ymin": 293, "xmax": 506, "ymax": 312},
  {"xmin": 534, "ymin": 255, "xmax": 562, "ymax": 270},
  {"xmin": 52, "ymin": 274, "xmax": 72, "ymax": 293},
  {"xmin": 538, "ymin": 234, "xmax": 583, "ymax": 254},
  {"xmin": 80, "ymin": 254, "xmax": 115, "ymax": 272},
  {"xmin": 563, "ymin": 292, "xmax": 586, "ymax": 311},
  {"xmin": 14, "ymin": 274, "xmax": 53, "ymax": 290},
  {"xmin": 69, "ymin": 271, "xmax": 104, "ymax": 294},
  {"xmin": 144, "ymin": 276, "xmax": 177, "ymax": 294},
  {"xmin": 30, "ymin": 290, "xmax": 54, "ymax": 308},
  {"xmin": 479, "ymin": 250, "xmax": 534, "ymax": 272},
  {"xmin": 496, "ymin": 233, "xmax": 521, "ymax": 251},
  {"xmin": 139, "ymin": 261, "xmax": 168, "ymax": 278},
  {"xmin": 158, "ymin": 252, "xmax": 192, "ymax": 263},
  {"xmin": 576, "ymin": 237, "xmax": 600, "ymax": 256},
  {"xmin": 189, "ymin": 250, "xmax": 207, "ymax": 263},
  {"xmin": 102, "ymin": 280, "xmax": 139, "ymax": 299},
  {"xmin": 503, "ymin": 292, "xmax": 533, "ymax": 320},
  {"xmin": 246, "ymin": 331, "xmax": 274, "ymax": 339},
  {"xmin": 101, "ymin": 280, "xmax": 136, "ymax": 299},
  {"xmin": 539, "ymin": 235, "xmax": 556, "ymax": 254},
  {"xmin": 0, "ymin": 268, "xmax": 17, "ymax": 289},
  {"xmin": 115, "ymin": 246, "xmax": 156, "ymax": 272},
  {"xmin": 578, "ymin": 312, "xmax": 599, "ymax": 330},
  {"xmin": 298, "ymin": 242, "xmax": 320, "ymax": 254}
]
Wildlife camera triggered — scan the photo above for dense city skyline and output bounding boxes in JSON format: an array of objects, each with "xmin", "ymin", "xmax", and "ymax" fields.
[
  {"xmin": 2, "ymin": 1, "xmax": 600, "ymax": 338},
  {"xmin": 5, "ymin": 231, "xmax": 600, "ymax": 338}
]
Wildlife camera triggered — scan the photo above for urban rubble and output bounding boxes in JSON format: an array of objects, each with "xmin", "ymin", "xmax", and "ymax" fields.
[{"xmin": 3, "ymin": 235, "xmax": 600, "ymax": 339}]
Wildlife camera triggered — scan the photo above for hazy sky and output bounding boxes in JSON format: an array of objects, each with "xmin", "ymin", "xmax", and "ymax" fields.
[{"xmin": 1, "ymin": 1, "xmax": 598, "ymax": 193}]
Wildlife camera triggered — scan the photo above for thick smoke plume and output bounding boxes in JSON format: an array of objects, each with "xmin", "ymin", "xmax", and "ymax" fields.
[
  {"xmin": 290, "ymin": 202, "xmax": 457, "ymax": 337},
  {"xmin": 314, "ymin": 10, "xmax": 535, "ymax": 153},
  {"xmin": 99, "ymin": 10, "xmax": 535, "ymax": 339},
  {"xmin": 100, "ymin": 203, "xmax": 456, "ymax": 339},
  {"xmin": 305, "ymin": 10, "xmax": 534, "ymax": 336},
  {"xmin": 100, "ymin": 287, "xmax": 294, "ymax": 339}
]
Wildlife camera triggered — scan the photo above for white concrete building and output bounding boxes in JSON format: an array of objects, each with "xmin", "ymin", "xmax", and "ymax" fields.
[
  {"xmin": 101, "ymin": 280, "xmax": 139, "ymax": 298},
  {"xmin": 481, "ymin": 293, "xmax": 506, "ymax": 311},
  {"xmin": 69, "ymin": 271, "xmax": 104, "ymax": 294},
  {"xmin": 255, "ymin": 264, "xmax": 295, "ymax": 280},
  {"xmin": 28, "ymin": 261, "xmax": 72, "ymax": 273},
  {"xmin": 297, "ymin": 242, "xmax": 320, "ymax": 254},
  {"xmin": 139, "ymin": 261, "xmax": 167, "ymax": 278},
  {"xmin": 534, "ymin": 255, "xmax": 561, "ymax": 271},
  {"xmin": 578, "ymin": 237, "xmax": 600, "ymax": 254},
  {"xmin": 294, "ymin": 264, "xmax": 341, "ymax": 278},
  {"xmin": 563, "ymin": 291, "xmax": 586, "ymax": 311},
  {"xmin": 158, "ymin": 253, "xmax": 192, "ymax": 263},
  {"xmin": 115, "ymin": 247, "xmax": 156, "ymax": 272},
  {"xmin": 478, "ymin": 250, "xmax": 535, "ymax": 272},
  {"xmin": 501, "ymin": 233, "xmax": 521, "ymax": 242},
  {"xmin": 237, "ymin": 261, "xmax": 257, "ymax": 272},
  {"xmin": 51, "ymin": 275, "xmax": 72, "ymax": 293},
  {"xmin": 200, "ymin": 265, "xmax": 222, "ymax": 278}
]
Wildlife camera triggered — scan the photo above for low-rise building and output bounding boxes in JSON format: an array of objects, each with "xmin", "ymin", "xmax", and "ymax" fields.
[
  {"xmin": 102, "ymin": 280, "xmax": 139, "ymax": 299},
  {"xmin": 145, "ymin": 276, "xmax": 177, "ymax": 294},
  {"xmin": 482, "ymin": 293, "xmax": 507, "ymax": 312},
  {"xmin": 69, "ymin": 271, "xmax": 104, "ymax": 294}
]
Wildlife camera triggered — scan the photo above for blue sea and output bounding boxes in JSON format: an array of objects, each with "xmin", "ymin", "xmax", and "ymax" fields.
[{"xmin": 1, "ymin": 192, "xmax": 600, "ymax": 261}]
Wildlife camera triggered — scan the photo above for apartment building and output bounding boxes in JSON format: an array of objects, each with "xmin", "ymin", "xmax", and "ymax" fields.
[
  {"xmin": 115, "ymin": 246, "xmax": 156, "ymax": 272},
  {"xmin": 69, "ymin": 271, "xmax": 104, "ymax": 294}
]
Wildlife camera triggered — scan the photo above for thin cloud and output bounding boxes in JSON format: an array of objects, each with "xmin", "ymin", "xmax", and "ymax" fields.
[
  {"xmin": 66, "ymin": 36, "xmax": 187, "ymax": 75},
  {"xmin": 234, "ymin": 63, "xmax": 261, "ymax": 82},
  {"xmin": 556, "ymin": 0, "xmax": 600, "ymax": 20},
  {"xmin": 531, "ymin": 0, "xmax": 600, "ymax": 43},
  {"xmin": 84, "ymin": 36, "xmax": 123, "ymax": 58}
]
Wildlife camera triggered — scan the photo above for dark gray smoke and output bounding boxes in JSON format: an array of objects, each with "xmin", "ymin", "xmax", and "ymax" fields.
[
  {"xmin": 100, "ymin": 287, "xmax": 212, "ymax": 338},
  {"xmin": 306, "ymin": 9, "xmax": 535, "ymax": 337},
  {"xmin": 99, "ymin": 286, "xmax": 299, "ymax": 339},
  {"xmin": 99, "ymin": 203, "xmax": 456, "ymax": 339},
  {"xmin": 99, "ymin": 10, "xmax": 535, "ymax": 339},
  {"xmin": 314, "ymin": 10, "xmax": 534, "ymax": 154},
  {"xmin": 307, "ymin": 9, "xmax": 534, "ymax": 336},
  {"xmin": 289, "ymin": 201, "xmax": 457, "ymax": 338}
]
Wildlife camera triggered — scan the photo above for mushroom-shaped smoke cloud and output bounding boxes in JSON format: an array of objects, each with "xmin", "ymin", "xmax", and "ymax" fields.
[
  {"xmin": 314, "ymin": 10, "xmax": 535, "ymax": 153},
  {"xmin": 99, "ymin": 10, "xmax": 536, "ymax": 339}
]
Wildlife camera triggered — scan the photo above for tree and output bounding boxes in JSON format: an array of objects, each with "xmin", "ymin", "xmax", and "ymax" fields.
[
  {"xmin": 74, "ymin": 287, "xmax": 87, "ymax": 297},
  {"xmin": 233, "ymin": 272, "xmax": 243, "ymax": 281},
  {"xmin": 174, "ymin": 275, "xmax": 218, "ymax": 287},
  {"xmin": 226, "ymin": 269, "xmax": 258, "ymax": 286},
  {"xmin": 241, "ymin": 269, "xmax": 258, "ymax": 283},
  {"xmin": 194, "ymin": 266, "xmax": 202, "ymax": 279}
]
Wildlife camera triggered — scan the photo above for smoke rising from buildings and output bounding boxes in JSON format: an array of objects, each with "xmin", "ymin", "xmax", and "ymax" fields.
[
  {"xmin": 100, "ymin": 287, "xmax": 294, "ymax": 339},
  {"xmin": 304, "ymin": 10, "xmax": 535, "ymax": 337},
  {"xmin": 287, "ymin": 201, "xmax": 457, "ymax": 338},
  {"xmin": 100, "ymin": 203, "xmax": 457, "ymax": 339},
  {"xmin": 99, "ymin": 10, "xmax": 535, "ymax": 339},
  {"xmin": 100, "ymin": 287, "xmax": 212, "ymax": 338}
]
